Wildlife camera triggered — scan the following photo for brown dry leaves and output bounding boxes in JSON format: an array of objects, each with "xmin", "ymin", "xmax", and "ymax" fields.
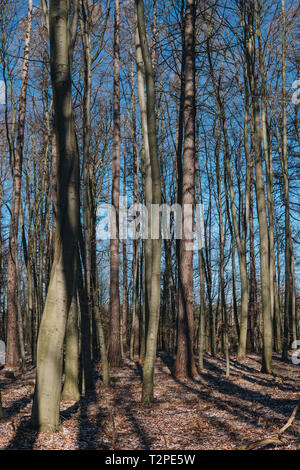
[{"xmin": 0, "ymin": 353, "xmax": 299, "ymax": 450}]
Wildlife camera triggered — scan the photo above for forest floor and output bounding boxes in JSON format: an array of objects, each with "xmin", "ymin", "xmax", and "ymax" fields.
[{"xmin": 0, "ymin": 352, "xmax": 299, "ymax": 450}]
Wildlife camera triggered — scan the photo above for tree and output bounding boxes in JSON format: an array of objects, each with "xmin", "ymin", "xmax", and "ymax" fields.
[
  {"xmin": 31, "ymin": 0, "xmax": 80, "ymax": 431},
  {"xmin": 135, "ymin": 0, "xmax": 162, "ymax": 404},
  {"xmin": 280, "ymin": 0, "xmax": 296, "ymax": 360},
  {"xmin": 242, "ymin": 0, "xmax": 273, "ymax": 373},
  {"xmin": 135, "ymin": 3, "xmax": 152, "ymax": 349},
  {"xmin": 108, "ymin": 0, "xmax": 122, "ymax": 368},
  {"xmin": 174, "ymin": 0, "xmax": 198, "ymax": 379},
  {"xmin": 6, "ymin": 0, "xmax": 33, "ymax": 368},
  {"xmin": 61, "ymin": 293, "xmax": 80, "ymax": 401}
]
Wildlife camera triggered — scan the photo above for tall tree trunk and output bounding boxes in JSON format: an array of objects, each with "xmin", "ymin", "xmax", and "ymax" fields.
[
  {"xmin": 31, "ymin": 0, "xmax": 80, "ymax": 431},
  {"xmin": 130, "ymin": 240, "xmax": 139, "ymax": 360},
  {"xmin": 244, "ymin": 1, "xmax": 272, "ymax": 372},
  {"xmin": 108, "ymin": 0, "xmax": 122, "ymax": 367},
  {"xmin": 196, "ymin": 164, "xmax": 206, "ymax": 370},
  {"xmin": 136, "ymin": 0, "xmax": 162, "ymax": 404},
  {"xmin": 129, "ymin": 35, "xmax": 141, "ymax": 361},
  {"xmin": 6, "ymin": 0, "xmax": 33, "ymax": 367},
  {"xmin": 216, "ymin": 133, "xmax": 230, "ymax": 376},
  {"xmin": 135, "ymin": 6, "xmax": 152, "ymax": 333},
  {"xmin": 257, "ymin": 4, "xmax": 281, "ymax": 352},
  {"xmin": 248, "ymin": 148, "xmax": 257, "ymax": 351},
  {"xmin": 80, "ymin": 0, "xmax": 94, "ymax": 370},
  {"xmin": 121, "ymin": 160, "xmax": 128, "ymax": 357},
  {"xmin": 174, "ymin": 0, "xmax": 198, "ymax": 379},
  {"xmin": 280, "ymin": 0, "xmax": 295, "ymax": 360}
]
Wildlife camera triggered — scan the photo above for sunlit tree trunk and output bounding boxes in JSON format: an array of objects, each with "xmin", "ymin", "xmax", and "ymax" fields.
[
  {"xmin": 6, "ymin": 0, "xmax": 32, "ymax": 367},
  {"xmin": 244, "ymin": 1, "xmax": 272, "ymax": 372},
  {"xmin": 135, "ymin": 6, "xmax": 152, "ymax": 334},
  {"xmin": 280, "ymin": 0, "xmax": 296, "ymax": 360},
  {"xmin": 108, "ymin": 0, "xmax": 122, "ymax": 368},
  {"xmin": 257, "ymin": 4, "xmax": 281, "ymax": 352},
  {"xmin": 61, "ymin": 293, "xmax": 80, "ymax": 401},
  {"xmin": 136, "ymin": 0, "xmax": 162, "ymax": 403},
  {"xmin": 31, "ymin": 0, "xmax": 80, "ymax": 431},
  {"xmin": 174, "ymin": 0, "xmax": 198, "ymax": 379},
  {"xmin": 216, "ymin": 133, "xmax": 230, "ymax": 376},
  {"xmin": 248, "ymin": 148, "xmax": 257, "ymax": 351}
]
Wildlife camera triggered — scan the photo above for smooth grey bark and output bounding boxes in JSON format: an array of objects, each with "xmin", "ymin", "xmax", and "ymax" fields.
[
  {"xmin": 135, "ymin": 7, "xmax": 152, "ymax": 332},
  {"xmin": 257, "ymin": 4, "xmax": 281, "ymax": 352},
  {"xmin": 31, "ymin": 0, "xmax": 80, "ymax": 431},
  {"xmin": 243, "ymin": 1, "xmax": 272, "ymax": 373},
  {"xmin": 130, "ymin": 241, "xmax": 139, "ymax": 360},
  {"xmin": 136, "ymin": 0, "xmax": 162, "ymax": 404},
  {"xmin": 61, "ymin": 293, "xmax": 80, "ymax": 401}
]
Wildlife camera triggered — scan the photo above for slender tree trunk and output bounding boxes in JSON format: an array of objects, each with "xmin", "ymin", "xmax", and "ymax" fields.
[
  {"xmin": 135, "ymin": 6, "xmax": 152, "ymax": 332},
  {"xmin": 80, "ymin": 0, "xmax": 95, "ymax": 369},
  {"xmin": 248, "ymin": 148, "xmax": 257, "ymax": 351},
  {"xmin": 93, "ymin": 246, "xmax": 110, "ymax": 387},
  {"xmin": 198, "ymin": 247, "xmax": 206, "ymax": 370},
  {"xmin": 174, "ymin": 0, "xmax": 198, "ymax": 379},
  {"xmin": 136, "ymin": 0, "xmax": 162, "ymax": 403},
  {"xmin": 139, "ymin": 244, "xmax": 146, "ymax": 361},
  {"xmin": 244, "ymin": 2, "xmax": 272, "ymax": 372},
  {"xmin": 94, "ymin": 305, "xmax": 110, "ymax": 386},
  {"xmin": 257, "ymin": 5, "xmax": 281, "ymax": 352},
  {"xmin": 216, "ymin": 133, "xmax": 230, "ymax": 376},
  {"xmin": 108, "ymin": 0, "xmax": 122, "ymax": 368},
  {"xmin": 121, "ymin": 163, "xmax": 128, "ymax": 357},
  {"xmin": 130, "ymin": 240, "xmax": 139, "ymax": 360},
  {"xmin": 280, "ymin": 0, "xmax": 295, "ymax": 360},
  {"xmin": 15, "ymin": 243, "xmax": 26, "ymax": 370},
  {"xmin": 6, "ymin": 0, "xmax": 33, "ymax": 367},
  {"xmin": 77, "ymin": 238, "xmax": 93, "ymax": 393}
]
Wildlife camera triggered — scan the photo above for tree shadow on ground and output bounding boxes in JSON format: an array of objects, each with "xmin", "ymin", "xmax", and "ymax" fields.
[
  {"xmin": 127, "ymin": 361, "xmax": 143, "ymax": 379},
  {"xmin": 1, "ymin": 390, "xmax": 36, "ymax": 450},
  {"xmin": 77, "ymin": 389, "xmax": 109, "ymax": 449},
  {"xmin": 159, "ymin": 352, "xmax": 300, "ymax": 446},
  {"xmin": 112, "ymin": 376, "xmax": 151, "ymax": 449},
  {"xmin": 4, "ymin": 395, "xmax": 80, "ymax": 449},
  {"xmin": 2, "ymin": 395, "xmax": 32, "ymax": 419},
  {"xmin": 4, "ymin": 416, "xmax": 39, "ymax": 449}
]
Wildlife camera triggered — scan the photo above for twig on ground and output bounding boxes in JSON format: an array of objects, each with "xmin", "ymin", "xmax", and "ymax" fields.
[{"xmin": 238, "ymin": 399, "xmax": 300, "ymax": 450}]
